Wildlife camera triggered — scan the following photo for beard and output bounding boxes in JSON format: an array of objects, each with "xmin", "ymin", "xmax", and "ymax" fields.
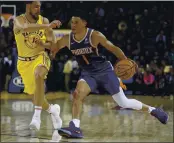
[
  {"xmin": 30, "ymin": 12, "xmax": 38, "ymax": 20},
  {"xmin": 29, "ymin": 11, "xmax": 39, "ymax": 21}
]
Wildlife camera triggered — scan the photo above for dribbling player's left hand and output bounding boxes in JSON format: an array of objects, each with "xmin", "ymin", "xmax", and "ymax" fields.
[{"xmin": 49, "ymin": 20, "xmax": 62, "ymax": 29}]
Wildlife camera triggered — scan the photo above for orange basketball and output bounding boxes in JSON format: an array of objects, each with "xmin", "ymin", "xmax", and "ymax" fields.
[{"xmin": 114, "ymin": 59, "xmax": 136, "ymax": 80}]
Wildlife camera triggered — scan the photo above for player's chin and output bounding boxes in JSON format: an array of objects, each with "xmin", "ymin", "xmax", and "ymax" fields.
[
  {"xmin": 71, "ymin": 29, "xmax": 76, "ymax": 34},
  {"xmin": 34, "ymin": 14, "xmax": 39, "ymax": 19}
]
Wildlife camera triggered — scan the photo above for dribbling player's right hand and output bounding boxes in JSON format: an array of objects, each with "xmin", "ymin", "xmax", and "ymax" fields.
[{"xmin": 49, "ymin": 20, "xmax": 62, "ymax": 29}]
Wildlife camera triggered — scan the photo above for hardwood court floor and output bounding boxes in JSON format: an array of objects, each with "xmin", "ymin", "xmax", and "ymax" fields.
[{"xmin": 0, "ymin": 92, "xmax": 173, "ymax": 142}]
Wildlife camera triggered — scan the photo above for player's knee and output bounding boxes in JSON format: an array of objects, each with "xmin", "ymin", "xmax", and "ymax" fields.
[
  {"xmin": 119, "ymin": 102, "xmax": 128, "ymax": 108},
  {"xmin": 72, "ymin": 89, "xmax": 80, "ymax": 100},
  {"xmin": 114, "ymin": 96, "xmax": 129, "ymax": 108},
  {"xmin": 118, "ymin": 99, "xmax": 131, "ymax": 108},
  {"xmin": 72, "ymin": 89, "xmax": 84, "ymax": 101},
  {"xmin": 34, "ymin": 66, "xmax": 47, "ymax": 80},
  {"xmin": 34, "ymin": 70, "xmax": 42, "ymax": 80}
]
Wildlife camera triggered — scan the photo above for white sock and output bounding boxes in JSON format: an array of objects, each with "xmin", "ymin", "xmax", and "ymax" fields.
[
  {"xmin": 34, "ymin": 106, "xmax": 42, "ymax": 120},
  {"xmin": 148, "ymin": 107, "xmax": 156, "ymax": 113},
  {"xmin": 72, "ymin": 119, "xmax": 80, "ymax": 128}
]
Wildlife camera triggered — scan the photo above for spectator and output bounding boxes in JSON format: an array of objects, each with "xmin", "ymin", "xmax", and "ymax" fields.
[
  {"xmin": 95, "ymin": 4, "xmax": 105, "ymax": 18},
  {"xmin": 155, "ymin": 69, "xmax": 166, "ymax": 97},
  {"xmin": 0, "ymin": 18, "xmax": 3, "ymax": 33},
  {"xmin": 165, "ymin": 68, "xmax": 174, "ymax": 96},
  {"xmin": 133, "ymin": 68, "xmax": 144, "ymax": 95},
  {"xmin": 0, "ymin": 52, "xmax": 5, "ymax": 90},
  {"xmin": 63, "ymin": 56, "xmax": 73, "ymax": 92},
  {"xmin": 143, "ymin": 70, "xmax": 155, "ymax": 95},
  {"xmin": 0, "ymin": 54, "xmax": 3, "ymax": 92},
  {"xmin": 156, "ymin": 30, "xmax": 167, "ymax": 55},
  {"xmin": 169, "ymin": 47, "xmax": 174, "ymax": 68},
  {"xmin": 72, "ymin": 56, "xmax": 79, "ymax": 69},
  {"xmin": 0, "ymin": 34, "xmax": 7, "ymax": 53},
  {"xmin": 3, "ymin": 54, "xmax": 13, "ymax": 90},
  {"xmin": 139, "ymin": 56, "xmax": 146, "ymax": 68},
  {"xmin": 0, "ymin": 1, "xmax": 172, "ymax": 96},
  {"xmin": 153, "ymin": 52, "xmax": 160, "ymax": 65}
]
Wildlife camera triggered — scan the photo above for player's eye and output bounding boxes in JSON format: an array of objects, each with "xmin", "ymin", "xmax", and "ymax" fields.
[{"xmin": 35, "ymin": 5, "xmax": 40, "ymax": 8}]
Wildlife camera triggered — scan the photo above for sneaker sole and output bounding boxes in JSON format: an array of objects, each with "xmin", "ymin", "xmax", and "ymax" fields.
[
  {"xmin": 29, "ymin": 124, "xmax": 39, "ymax": 131},
  {"xmin": 58, "ymin": 130, "xmax": 83, "ymax": 138},
  {"xmin": 164, "ymin": 114, "xmax": 169, "ymax": 124}
]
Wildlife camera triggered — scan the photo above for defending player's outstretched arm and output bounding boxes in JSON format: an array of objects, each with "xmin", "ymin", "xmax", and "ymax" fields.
[
  {"xmin": 50, "ymin": 34, "xmax": 69, "ymax": 58},
  {"xmin": 13, "ymin": 16, "xmax": 61, "ymax": 33},
  {"xmin": 38, "ymin": 18, "xmax": 58, "ymax": 49},
  {"xmin": 92, "ymin": 31, "xmax": 127, "ymax": 60}
]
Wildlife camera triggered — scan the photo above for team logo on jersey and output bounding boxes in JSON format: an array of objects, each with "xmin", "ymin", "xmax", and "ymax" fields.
[
  {"xmin": 71, "ymin": 47, "xmax": 93, "ymax": 55},
  {"xmin": 22, "ymin": 31, "xmax": 44, "ymax": 49}
]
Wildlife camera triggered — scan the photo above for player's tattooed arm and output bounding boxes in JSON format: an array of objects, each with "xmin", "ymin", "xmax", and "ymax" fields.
[
  {"xmin": 92, "ymin": 31, "xmax": 127, "ymax": 60},
  {"xmin": 13, "ymin": 16, "xmax": 61, "ymax": 33}
]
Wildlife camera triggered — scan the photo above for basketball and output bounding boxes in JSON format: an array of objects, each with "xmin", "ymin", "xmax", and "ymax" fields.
[{"xmin": 114, "ymin": 59, "xmax": 136, "ymax": 80}]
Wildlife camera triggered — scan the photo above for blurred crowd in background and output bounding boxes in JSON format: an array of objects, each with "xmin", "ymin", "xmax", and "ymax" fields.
[{"xmin": 0, "ymin": 1, "xmax": 174, "ymax": 96}]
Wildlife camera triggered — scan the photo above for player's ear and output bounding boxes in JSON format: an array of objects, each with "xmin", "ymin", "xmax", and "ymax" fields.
[{"xmin": 82, "ymin": 20, "xmax": 87, "ymax": 27}]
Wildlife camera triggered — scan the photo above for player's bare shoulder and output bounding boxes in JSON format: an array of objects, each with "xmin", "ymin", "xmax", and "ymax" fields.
[
  {"xmin": 91, "ymin": 30, "xmax": 105, "ymax": 46},
  {"xmin": 43, "ymin": 17, "xmax": 49, "ymax": 24},
  {"xmin": 13, "ymin": 15, "xmax": 25, "ymax": 34},
  {"xmin": 93, "ymin": 30, "xmax": 106, "ymax": 38}
]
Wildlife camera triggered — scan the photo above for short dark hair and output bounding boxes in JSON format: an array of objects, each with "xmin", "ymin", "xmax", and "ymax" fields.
[
  {"xmin": 25, "ymin": 1, "xmax": 41, "ymax": 5},
  {"xmin": 72, "ymin": 9, "xmax": 89, "ymax": 22},
  {"xmin": 25, "ymin": 1, "xmax": 33, "ymax": 5}
]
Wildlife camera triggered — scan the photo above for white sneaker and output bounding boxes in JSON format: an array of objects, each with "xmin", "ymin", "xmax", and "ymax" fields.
[
  {"xmin": 50, "ymin": 130, "xmax": 62, "ymax": 142},
  {"xmin": 50, "ymin": 104, "xmax": 62, "ymax": 129},
  {"xmin": 29, "ymin": 116, "xmax": 41, "ymax": 131}
]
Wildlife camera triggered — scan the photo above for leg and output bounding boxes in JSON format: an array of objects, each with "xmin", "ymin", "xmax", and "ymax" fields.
[
  {"xmin": 29, "ymin": 65, "xmax": 48, "ymax": 130},
  {"xmin": 30, "ymin": 52, "xmax": 62, "ymax": 130},
  {"xmin": 32, "ymin": 65, "xmax": 62, "ymax": 129},
  {"xmin": 34, "ymin": 65, "xmax": 48, "ymax": 107},
  {"xmin": 58, "ymin": 76, "xmax": 97, "ymax": 138},
  {"xmin": 112, "ymin": 86, "xmax": 153, "ymax": 111},
  {"xmin": 72, "ymin": 79, "xmax": 91, "ymax": 119},
  {"xmin": 32, "ymin": 95, "xmax": 49, "ymax": 111},
  {"xmin": 103, "ymin": 71, "xmax": 168, "ymax": 124},
  {"xmin": 18, "ymin": 56, "xmax": 62, "ymax": 130},
  {"xmin": 64, "ymin": 74, "xmax": 70, "ymax": 92},
  {"xmin": 112, "ymin": 86, "xmax": 168, "ymax": 124}
]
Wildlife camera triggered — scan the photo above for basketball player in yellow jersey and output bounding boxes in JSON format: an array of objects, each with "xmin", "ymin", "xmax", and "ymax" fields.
[{"xmin": 13, "ymin": 1, "xmax": 62, "ymax": 131}]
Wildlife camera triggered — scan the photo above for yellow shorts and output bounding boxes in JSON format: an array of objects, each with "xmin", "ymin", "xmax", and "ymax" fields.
[{"xmin": 17, "ymin": 52, "xmax": 51, "ymax": 95}]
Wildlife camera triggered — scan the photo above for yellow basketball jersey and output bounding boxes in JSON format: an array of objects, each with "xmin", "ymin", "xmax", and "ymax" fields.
[{"xmin": 14, "ymin": 14, "xmax": 47, "ymax": 57}]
